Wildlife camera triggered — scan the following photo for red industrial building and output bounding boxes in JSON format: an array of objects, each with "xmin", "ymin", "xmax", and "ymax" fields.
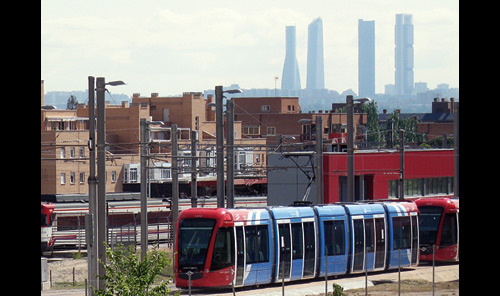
[
  {"xmin": 268, "ymin": 149, "xmax": 455, "ymax": 205},
  {"xmin": 323, "ymin": 149, "xmax": 455, "ymax": 203}
]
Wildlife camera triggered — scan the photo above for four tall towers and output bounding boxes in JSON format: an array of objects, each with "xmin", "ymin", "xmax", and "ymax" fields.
[{"xmin": 281, "ymin": 14, "xmax": 415, "ymax": 97}]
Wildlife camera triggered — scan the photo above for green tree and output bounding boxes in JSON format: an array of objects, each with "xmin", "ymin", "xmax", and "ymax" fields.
[
  {"xmin": 361, "ymin": 100, "xmax": 382, "ymax": 147},
  {"xmin": 66, "ymin": 94, "xmax": 79, "ymax": 110},
  {"xmin": 94, "ymin": 243, "xmax": 179, "ymax": 296},
  {"xmin": 383, "ymin": 111, "xmax": 424, "ymax": 148}
]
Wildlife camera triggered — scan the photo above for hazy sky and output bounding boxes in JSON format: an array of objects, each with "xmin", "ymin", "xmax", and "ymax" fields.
[{"xmin": 41, "ymin": 0, "xmax": 458, "ymax": 96}]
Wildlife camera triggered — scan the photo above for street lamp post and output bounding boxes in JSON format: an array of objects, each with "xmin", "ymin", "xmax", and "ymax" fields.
[
  {"xmin": 95, "ymin": 77, "xmax": 125, "ymax": 290},
  {"xmin": 139, "ymin": 119, "xmax": 165, "ymax": 260},
  {"xmin": 226, "ymin": 98, "xmax": 235, "ymax": 208},
  {"xmin": 346, "ymin": 95, "xmax": 371, "ymax": 202},
  {"xmin": 214, "ymin": 86, "xmax": 242, "ymax": 208},
  {"xmin": 86, "ymin": 76, "xmax": 97, "ymax": 296}
]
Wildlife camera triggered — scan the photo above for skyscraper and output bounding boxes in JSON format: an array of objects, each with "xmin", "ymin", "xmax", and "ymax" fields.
[
  {"xmin": 306, "ymin": 17, "xmax": 325, "ymax": 90},
  {"xmin": 358, "ymin": 19, "xmax": 375, "ymax": 98},
  {"xmin": 281, "ymin": 26, "xmax": 301, "ymax": 90},
  {"xmin": 395, "ymin": 14, "xmax": 414, "ymax": 97}
]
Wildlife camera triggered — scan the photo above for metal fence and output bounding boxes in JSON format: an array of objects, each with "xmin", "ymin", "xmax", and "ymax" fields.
[{"xmin": 51, "ymin": 210, "xmax": 174, "ymax": 251}]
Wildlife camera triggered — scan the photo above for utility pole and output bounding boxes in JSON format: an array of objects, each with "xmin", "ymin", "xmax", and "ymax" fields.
[
  {"xmin": 191, "ymin": 130, "xmax": 198, "ymax": 207},
  {"xmin": 96, "ymin": 77, "xmax": 107, "ymax": 290},
  {"xmin": 399, "ymin": 129, "xmax": 405, "ymax": 200},
  {"xmin": 140, "ymin": 118, "xmax": 148, "ymax": 259},
  {"xmin": 226, "ymin": 98, "xmax": 235, "ymax": 208},
  {"xmin": 86, "ymin": 76, "xmax": 97, "ymax": 296},
  {"xmin": 171, "ymin": 125, "xmax": 179, "ymax": 241},
  {"xmin": 315, "ymin": 116, "xmax": 323, "ymax": 205},
  {"xmin": 215, "ymin": 86, "xmax": 225, "ymax": 208}
]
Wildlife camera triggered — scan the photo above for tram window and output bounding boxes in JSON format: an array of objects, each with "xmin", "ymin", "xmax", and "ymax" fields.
[
  {"xmin": 41, "ymin": 213, "xmax": 48, "ymax": 227},
  {"xmin": 324, "ymin": 220, "xmax": 345, "ymax": 256},
  {"xmin": 210, "ymin": 227, "xmax": 235, "ymax": 271},
  {"xmin": 418, "ymin": 206, "xmax": 443, "ymax": 245},
  {"xmin": 256, "ymin": 225, "xmax": 269, "ymax": 262},
  {"xmin": 291, "ymin": 223, "xmax": 303, "ymax": 260},
  {"xmin": 440, "ymin": 213, "xmax": 457, "ymax": 247},
  {"xmin": 178, "ymin": 218, "xmax": 216, "ymax": 268},
  {"xmin": 245, "ymin": 225, "xmax": 269, "ymax": 264},
  {"xmin": 393, "ymin": 217, "xmax": 411, "ymax": 250}
]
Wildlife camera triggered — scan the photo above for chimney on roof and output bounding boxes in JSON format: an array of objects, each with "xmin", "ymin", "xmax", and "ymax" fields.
[
  {"xmin": 151, "ymin": 92, "xmax": 159, "ymax": 98},
  {"xmin": 133, "ymin": 93, "xmax": 141, "ymax": 98}
]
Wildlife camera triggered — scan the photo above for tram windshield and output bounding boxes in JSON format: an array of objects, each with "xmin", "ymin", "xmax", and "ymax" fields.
[
  {"xmin": 178, "ymin": 218, "xmax": 216, "ymax": 270},
  {"xmin": 418, "ymin": 206, "xmax": 443, "ymax": 245}
]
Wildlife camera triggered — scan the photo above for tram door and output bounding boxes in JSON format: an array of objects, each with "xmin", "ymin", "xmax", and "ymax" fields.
[
  {"xmin": 411, "ymin": 215, "xmax": 419, "ymax": 265},
  {"xmin": 278, "ymin": 223, "xmax": 291, "ymax": 280},
  {"xmin": 352, "ymin": 219, "xmax": 365, "ymax": 272},
  {"xmin": 303, "ymin": 222, "xmax": 316, "ymax": 277},
  {"xmin": 374, "ymin": 218, "xmax": 386, "ymax": 269},
  {"xmin": 235, "ymin": 226, "xmax": 244, "ymax": 286}
]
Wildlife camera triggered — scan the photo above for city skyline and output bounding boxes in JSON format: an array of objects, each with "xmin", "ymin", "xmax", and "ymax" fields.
[{"xmin": 41, "ymin": 0, "xmax": 458, "ymax": 97}]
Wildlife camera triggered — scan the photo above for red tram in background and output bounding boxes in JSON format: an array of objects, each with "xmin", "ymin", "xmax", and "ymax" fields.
[
  {"xmin": 415, "ymin": 197, "xmax": 459, "ymax": 262},
  {"xmin": 41, "ymin": 202, "xmax": 55, "ymax": 254}
]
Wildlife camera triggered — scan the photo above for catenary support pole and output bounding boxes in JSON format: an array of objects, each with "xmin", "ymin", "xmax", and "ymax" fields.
[
  {"xmin": 96, "ymin": 77, "xmax": 107, "ymax": 290},
  {"xmin": 191, "ymin": 130, "xmax": 198, "ymax": 207},
  {"xmin": 215, "ymin": 86, "xmax": 225, "ymax": 208},
  {"xmin": 171, "ymin": 124, "xmax": 179, "ymax": 242},
  {"xmin": 140, "ymin": 118, "xmax": 148, "ymax": 259},
  {"xmin": 346, "ymin": 95, "xmax": 355, "ymax": 202}
]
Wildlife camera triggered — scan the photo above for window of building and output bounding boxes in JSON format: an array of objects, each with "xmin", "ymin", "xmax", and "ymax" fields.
[
  {"xmin": 261, "ymin": 105, "xmax": 271, "ymax": 112},
  {"xmin": 60, "ymin": 173, "xmax": 66, "ymax": 185},
  {"xmin": 130, "ymin": 168, "xmax": 138, "ymax": 182},
  {"xmin": 243, "ymin": 125, "xmax": 260, "ymax": 136},
  {"xmin": 267, "ymin": 126, "xmax": 276, "ymax": 136},
  {"xmin": 79, "ymin": 147, "xmax": 85, "ymax": 158},
  {"xmin": 388, "ymin": 177, "xmax": 454, "ymax": 198},
  {"xmin": 70, "ymin": 172, "xmax": 75, "ymax": 184},
  {"xmin": 70, "ymin": 147, "xmax": 75, "ymax": 158},
  {"xmin": 60, "ymin": 148, "xmax": 65, "ymax": 159},
  {"xmin": 111, "ymin": 171, "xmax": 117, "ymax": 183},
  {"xmin": 80, "ymin": 172, "xmax": 85, "ymax": 184}
]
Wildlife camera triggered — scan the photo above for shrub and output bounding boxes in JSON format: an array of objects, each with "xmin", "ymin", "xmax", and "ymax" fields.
[{"xmin": 94, "ymin": 243, "xmax": 179, "ymax": 296}]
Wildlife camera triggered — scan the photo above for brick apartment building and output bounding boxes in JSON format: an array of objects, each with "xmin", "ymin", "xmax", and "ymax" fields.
[
  {"xmin": 233, "ymin": 96, "xmax": 368, "ymax": 147},
  {"xmin": 41, "ymin": 82, "xmax": 267, "ymax": 198}
]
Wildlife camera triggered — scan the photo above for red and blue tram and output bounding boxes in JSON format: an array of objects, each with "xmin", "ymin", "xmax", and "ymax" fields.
[
  {"xmin": 174, "ymin": 201, "xmax": 419, "ymax": 288},
  {"xmin": 415, "ymin": 197, "xmax": 459, "ymax": 262},
  {"xmin": 41, "ymin": 202, "xmax": 55, "ymax": 254}
]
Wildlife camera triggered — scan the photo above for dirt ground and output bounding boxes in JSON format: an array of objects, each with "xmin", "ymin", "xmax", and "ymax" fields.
[
  {"xmin": 309, "ymin": 279, "xmax": 459, "ymax": 296},
  {"xmin": 48, "ymin": 258, "xmax": 89, "ymax": 285},
  {"xmin": 47, "ymin": 255, "xmax": 459, "ymax": 295}
]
